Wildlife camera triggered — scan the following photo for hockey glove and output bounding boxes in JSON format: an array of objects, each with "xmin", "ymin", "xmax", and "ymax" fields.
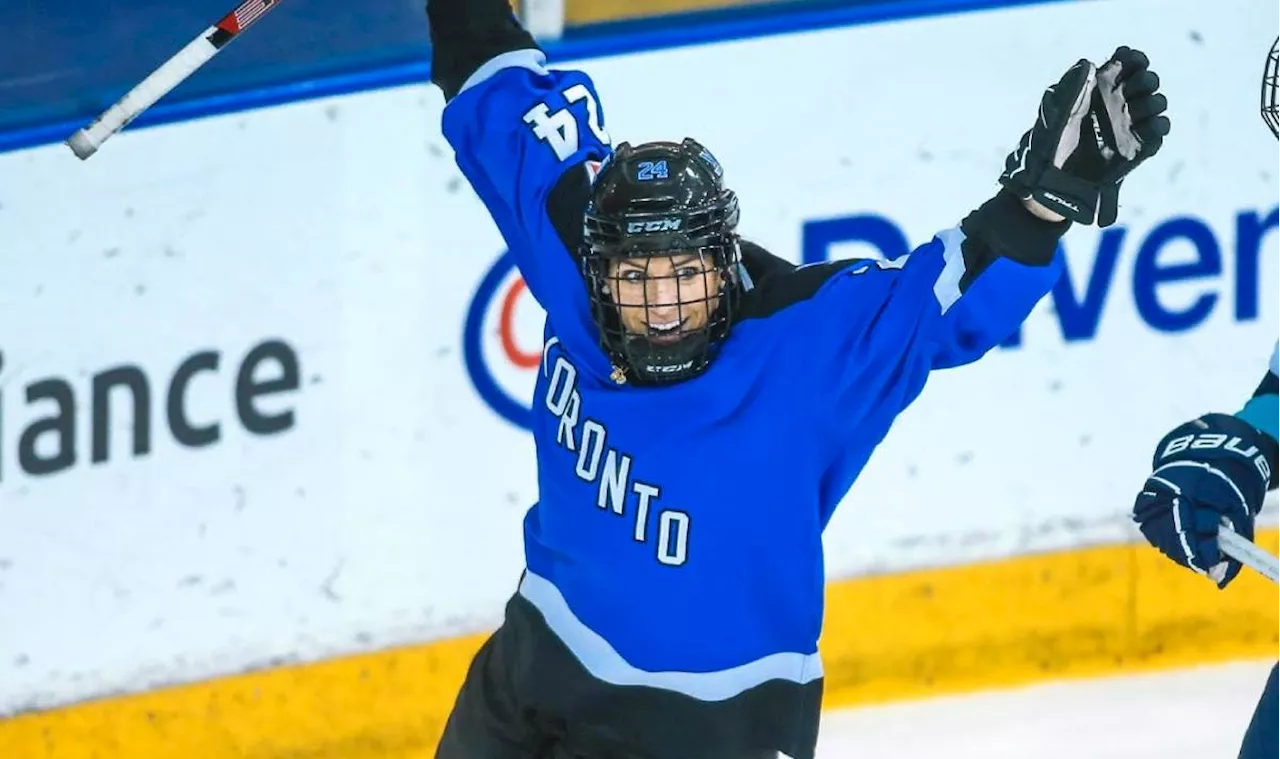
[
  {"xmin": 1132, "ymin": 413, "xmax": 1276, "ymax": 588},
  {"xmin": 1000, "ymin": 47, "xmax": 1170, "ymax": 227}
]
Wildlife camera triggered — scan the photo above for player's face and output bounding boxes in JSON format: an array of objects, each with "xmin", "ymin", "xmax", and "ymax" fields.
[{"xmin": 607, "ymin": 252, "xmax": 723, "ymax": 344}]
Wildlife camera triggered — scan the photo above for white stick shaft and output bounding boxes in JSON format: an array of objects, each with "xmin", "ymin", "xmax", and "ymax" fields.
[
  {"xmin": 66, "ymin": 0, "xmax": 283, "ymax": 160},
  {"xmin": 1219, "ymin": 524, "xmax": 1279, "ymax": 584},
  {"xmin": 67, "ymin": 29, "xmax": 220, "ymax": 159}
]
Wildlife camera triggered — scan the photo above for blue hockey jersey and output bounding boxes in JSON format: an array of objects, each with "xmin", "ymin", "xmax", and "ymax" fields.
[{"xmin": 442, "ymin": 49, "xmax": 1064, "ymax": 704}]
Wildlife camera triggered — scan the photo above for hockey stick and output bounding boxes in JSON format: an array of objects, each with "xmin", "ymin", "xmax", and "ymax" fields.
[
  {"xmin": 66, "ymin": 0, "xmax": 285, "ymax": 160},
  {"xmin": 1218, "ymin": 523, "xmax": 1279, "ymax": 584}
]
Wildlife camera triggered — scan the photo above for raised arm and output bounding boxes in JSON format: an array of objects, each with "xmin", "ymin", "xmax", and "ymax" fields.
[
  {"xmin": 428, "ymin": 0, "xmax": 613, "ymax": 355},
  {"xmin": 768, "ymin": 187, "xmax": 1067, "ymax": 436},
  {"xmin": 812, "ymin": 187, "xmax": 1071, "ymax": 375},
  {"xmin": 427, "ymin": 0, "xmax": 539, "ymax": 103},
  {"xmin": 767, "ymin": 47, "xmax": 1169, "ymax": 433}
]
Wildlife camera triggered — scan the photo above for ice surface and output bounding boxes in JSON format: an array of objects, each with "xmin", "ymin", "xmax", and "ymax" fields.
[{"xmin": 816, "ymin": 660, "xmax": 1276, "ymax": 758}]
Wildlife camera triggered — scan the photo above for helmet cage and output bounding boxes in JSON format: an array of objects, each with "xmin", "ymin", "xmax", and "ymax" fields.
[
  {"xmin": 581, "ymin": 240, "xmax": 741, "ymax": 386},
  {"xmin": 1263, "ymin": 38, "xmax": 1279, "ymax": 139}
]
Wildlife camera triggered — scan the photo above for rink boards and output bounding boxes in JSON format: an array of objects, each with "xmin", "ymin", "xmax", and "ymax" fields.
[{"xmin": 1, "ymin": 0, "xmax": 1277, "ymax": 756}]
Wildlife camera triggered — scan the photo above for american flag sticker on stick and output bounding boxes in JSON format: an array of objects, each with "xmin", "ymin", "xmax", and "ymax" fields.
[
  {"xmin": 66, "ymin": 0, "xmax": 285, "ymax": 160},
  {"xmin": 214, "ymin": 0, "xmax": 278, "ymax": 40}
]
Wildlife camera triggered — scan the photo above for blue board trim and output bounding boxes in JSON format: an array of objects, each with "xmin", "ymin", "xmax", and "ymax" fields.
[{"xmin": 0, "ymin": 0, "xmax": 1071, "ymax": 156}]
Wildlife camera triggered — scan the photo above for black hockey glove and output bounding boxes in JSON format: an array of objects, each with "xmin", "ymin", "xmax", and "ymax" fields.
[{"xmin": 1000, "ymin": 47, "xmax": 1170, "ymax": 227}]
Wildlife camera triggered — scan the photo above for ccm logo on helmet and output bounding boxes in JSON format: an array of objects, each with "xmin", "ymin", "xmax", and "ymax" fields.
[{"xmin": 627, "ymin": 218, "xmax": 683, "ymax": 234}]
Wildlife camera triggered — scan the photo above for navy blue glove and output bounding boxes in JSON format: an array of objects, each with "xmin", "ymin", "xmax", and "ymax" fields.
[{"xmin": 1133, "ymin": 413, "xmax": 1276, "ymax": 588}]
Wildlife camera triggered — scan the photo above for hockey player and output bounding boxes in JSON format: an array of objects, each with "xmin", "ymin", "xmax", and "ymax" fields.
[
  {"xmin": 1130, "ymin": 39, "xmax": 1279, "ymax": 759},
  {"xmin": 427, "ymin": 0, "xmax": 1170, "ymax": 755}
]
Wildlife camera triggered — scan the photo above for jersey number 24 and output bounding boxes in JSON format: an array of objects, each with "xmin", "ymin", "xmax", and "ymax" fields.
[{"xmin": 522, "ymin": 84, "xmax": 611, "ymax": 161}]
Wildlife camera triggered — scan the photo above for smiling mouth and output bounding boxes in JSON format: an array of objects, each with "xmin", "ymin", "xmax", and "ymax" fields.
[{"xmin": 646, "ymin": 319, "xmax": 686, "ymax": 344}]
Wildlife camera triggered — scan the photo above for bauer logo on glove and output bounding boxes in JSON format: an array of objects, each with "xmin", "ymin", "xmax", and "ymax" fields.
[
  {"xmin": 1133, "ymin": 413, "xmax": 1277, "ymax": 588},
  {"xmin": 1000, "ymin": 46, "xmax": 1171, "ymax": 227}
]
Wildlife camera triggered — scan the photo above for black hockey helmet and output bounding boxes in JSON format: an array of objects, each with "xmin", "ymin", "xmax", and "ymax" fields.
[{"xmin": 581, "ymin": 138, "xmax": 744, "ymax": 385}]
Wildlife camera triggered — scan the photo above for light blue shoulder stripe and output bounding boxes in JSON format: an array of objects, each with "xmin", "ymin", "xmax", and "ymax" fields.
[{"xmin": 459, "ymin": 49, "xmax": 550, "ymax": 95}]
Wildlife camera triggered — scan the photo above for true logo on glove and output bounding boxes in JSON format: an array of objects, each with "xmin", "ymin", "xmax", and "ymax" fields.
[
  {"xmin": 1089, "ymin": 113, "xmax": 1113, "ymax": 159},
  {"xmin": 1040, "ymin": 191, "xmax": 1081, "ymax": 214}
]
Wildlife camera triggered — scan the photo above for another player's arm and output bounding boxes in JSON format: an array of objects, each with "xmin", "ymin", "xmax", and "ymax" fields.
[
  {"xmin": 427, "ymin": 0, "xmax": 611, "ymax": 338},
  {"xmin": 1236, "ymin": 343, "xmax": 1279, "ymax": 444},
  {"xmin": 1132, "ymin": 343, "xmax": 1279, "ymax": 588}
]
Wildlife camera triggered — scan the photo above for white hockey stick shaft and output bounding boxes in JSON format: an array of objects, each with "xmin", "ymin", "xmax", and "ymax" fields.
[
  {"xmin": 66, "ymin": 0, "xmax": 283, "ymax": 160},
  {"xmin": 1218, "ymin": 523, "xmax": 1279, "ymax": 584}
]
